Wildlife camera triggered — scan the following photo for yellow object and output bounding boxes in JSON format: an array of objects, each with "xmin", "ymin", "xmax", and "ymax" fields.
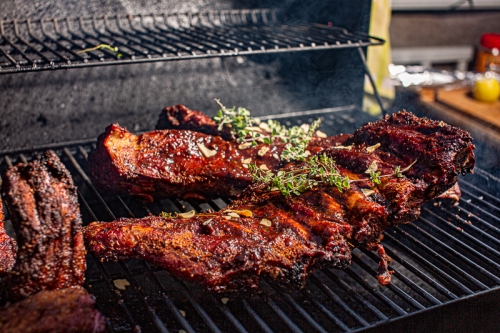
[
  {"xmin": 364, "ymin": 0, "xmax": 394, "ymax": 115},
  {"xmin": 473, "ymin": 78, "xmax": 500, "ymax": 103}
]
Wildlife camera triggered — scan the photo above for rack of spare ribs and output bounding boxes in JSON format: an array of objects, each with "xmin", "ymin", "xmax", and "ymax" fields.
[{"xmin": 3, "ymin": 104, "xmax": 500, "ymax": 333}]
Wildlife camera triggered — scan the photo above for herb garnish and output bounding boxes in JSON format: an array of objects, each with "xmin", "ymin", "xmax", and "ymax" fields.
[
  {"xmin": 213, "ymin": 99, "xmax": 320, "ymax": 161},
  {"xmin": 249, "ymin": 154, "xmax": 350, "ymax": 196},
  {"xmin": 249, "ymin": 153, "xmax": 417, "ymax": 197},
  {"xmin": 77, "ymin": 44, "xmax": 122, "ymax": 58}
]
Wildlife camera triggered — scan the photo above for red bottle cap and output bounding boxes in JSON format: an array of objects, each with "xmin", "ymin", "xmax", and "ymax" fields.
[{"xmin": 480, "ymin": 33, "xmax": 500, "ymax": 50}]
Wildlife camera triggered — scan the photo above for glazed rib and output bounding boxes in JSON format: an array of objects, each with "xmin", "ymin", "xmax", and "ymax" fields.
[
  {"xmin": 88, "ymin": 122, "xmax": 347, "ymax": 202},
  {"xmin": 0, "ymin": 287, "xmax": 106, "ymax": 333},
  {"xmin": 1, "ymin": 151, "xmax": 86, "ymax": 301},
  {"xmin": 157, "ymin": 104, "xmax": 234, "ymax": 140},
  {"xmin": 84, "ymin": 112, "xmax": 475, "ymax": 292},
  {"xmin": 0, "ymin": 197, "xmax": 17, "ymax": 275}
]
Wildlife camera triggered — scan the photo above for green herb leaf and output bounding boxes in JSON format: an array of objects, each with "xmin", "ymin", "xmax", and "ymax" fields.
[{"xmin": 212, "ymin": 100, "xmax": 321, "ymax": 162}]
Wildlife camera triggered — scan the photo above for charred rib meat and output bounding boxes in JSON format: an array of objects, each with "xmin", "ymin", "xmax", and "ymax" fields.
[
  {"xmin": 89, "ymin": 119, "xmax": 345, "ymax": 202},
  {"xmin": 1, "ymin": 151, "xmax": 86, "ymax": 301},
  {"xmin": 0, "ymin": 197, "xmax": 16, "ymax": 275},
  {"xmin": 157, "ymin": 104, "xmax": 234, "ymax": 140},
  {"xmin": 84, "ymin": 112, "xmax": 475, "ymax": 293},
  {"xmin": 88, "ymin": 123, "xmax": 347, "ymax": 202},
  {"xmin": 0, "ymin": 287, "xmax": 106, "ymax": 333}
]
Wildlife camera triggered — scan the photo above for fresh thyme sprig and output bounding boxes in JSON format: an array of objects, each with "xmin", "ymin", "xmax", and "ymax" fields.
[
  {"xmin": 249, "ymin": 154, "xmax": 350, "ymax": 196},
  {"xmin": 213, "ymin": 99, "xmax": 321, "ymax": 161},
  {"xmin": 250, "ymin": 154, "xmax": 418, "ymax": 197}
]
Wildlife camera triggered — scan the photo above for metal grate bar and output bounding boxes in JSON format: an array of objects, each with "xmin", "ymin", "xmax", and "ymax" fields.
[
  {"xmin": 424, "ymin": 208, "xmax": 500, "ymax": 266},
  {"xmin": 209, "ymin": 296, "xmax": 250, "ymax": 333},
  {"xmin": 307, "ymin": 296, "xmax": 351, "ymax": 332},
  {"xmin": 266, "ymin": 298, "xmax": 304, "ymax": 333},
  {"xmin": 382, "ymin": 230, "xmax": 473, "ymax": 295},
  {"xmin": 381, "ymin": 245, "xmax": 458, "ymax": 301},
  {"xmin": 241, "ymin": 301, "xmax": 275, "ymax": 333},
  {"xmin": 39, "ymin": 19, "xmax": 85, "ymax": 62},
  {"xmin": 77, "ymin": 195, "xmax": 146, "ymax": 331},
  {"xmin": 414, "ymin": 215, "xmax": 500, "ymax": 284},
  {"xmin": 310, "ymin": 274, "xmax": 370, "ymax": 327},
  {"xmin": 0, "ymin": 10, "xmax": 383, "ymax": 74},
  {"xmin": 351, "ymin": 255, "xmax": 425, "ymax": 311},
  {"xmin": 160, "ymin": 293, "xmax": 197, "ymax": 333},
  {"xmin": 360, "ymin": 249, "xmax": 442, "ymax": 306},
  {"xmin": 321, "ymin": 269, "xmax": 389, "ymax": 320},
  {"xmin": 394, "ymin": 225, "xmax": 488, "ymax": 290},
  {"xmin": 0, "ymin": 22, "xmax": 36, "ymax": 66},
  {"xmin": 459, "ymin": 187, "xmax": 500, "ymax": 224},
  {"xmin": 12, "ymin": 20, "xmax": 54, "ymax": 64},
  {"xmin": 457, "ymin": 197, "xmax": 500, "ymax": 232},
  {"xmin": 172, "ymin": 278, "xmax": 223, "ymax": 333},
  {"xmin": 460, "ymin": 180, "xmax": 500, "ymax": 211},
  {"xmin": 282, "ymin": 292, "xmax": 329, "ymax": 333},
  {"xmin": 343, "ymin": 267, "xmax": 408, "ymax": 316}
]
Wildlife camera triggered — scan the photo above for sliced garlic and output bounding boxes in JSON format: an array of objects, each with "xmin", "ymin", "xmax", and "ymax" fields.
[
  {"xmin": 226, "ymin": 209, "xmax": 253, "ymax": 217},
  {"xmin": 246, "ymin": 126, "xmax": 263, "ymax": 132},
  {"xmin": 300, "ymin": 123, "xmax": 310, "ymax": 133},
  {"xmin": 259, "ymin": 122, "xmax": 271, "ymax": 133},
  {"xmin": 361, "ymin": 188, "xmax": 376, "ymax": 196},
  {"xmin": 179, "ymin": 310, "xmax": 186, "ymax": 317},
  {"xmin": 242, "ymin": 158, "xmax": 252, "ymax": 164},
  {"xmin": 365, "ymin": 160, "xmax": 378, "ymax": 174},
  {"xmin": 333, "ymin": 145, "xmax": 353, "ymax": 150},
  {"xmin": 197, "ymin": 142, "xmax": 217, "ymax": 158},
  {"xmin": 315, "ymin": 130, "xmax": 327, "ymax": 138},
  {"xmin": 221, "ymin": 298, "xmax": 229, "ymax": 304},
  {"xmin": 238, "ymin": 142, "xmax": 253, "ymax": 150},
  {"xmin": 227, "ymin": 212, "xmax": 240, "ymax": 218},
  {"xmin": 303, "ymin": 150, "xmax": 311, "ymax": 157},
  {"xmin": 260, "ymin": 218, "xmax": 272, "ymax": 227},
  {"xmin": 113, "ymin": 279, "xmax": 130, "ymax": 290},
  {"xmin": 177, "ymin": 210, "xmax": 196, "ymax": 218},
  {"xmin": 259, "ymin": 164, "xmax": 269, "ymax": 171},
  {"xmin": 258, "ymin": 146, "xmax": 270, "ymax": 156},
  {"xmin": 203, "ymin": 218, "xmax": 213, "ymax": 225},
  {"xmin": 366, "ymin": 143, "xmax": 381, "ymax": 153},
  {"xmin": 273, "ymin": 153, "xmax": 280, "ymax": 160}
]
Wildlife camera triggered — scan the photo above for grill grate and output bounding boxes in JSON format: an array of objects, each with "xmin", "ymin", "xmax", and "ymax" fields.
[
  {"xmin": 1, "ymin": 108, "xmax": 499, "ymax": 332},
  {"xmin": 0, "ymin": 9, "xmax": 383, "ymax": 74}
]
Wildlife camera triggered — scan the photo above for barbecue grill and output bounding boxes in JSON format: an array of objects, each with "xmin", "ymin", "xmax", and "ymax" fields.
[{"xmin": 2, "ymin": 2, "xmax": 500, "ymax": 332}]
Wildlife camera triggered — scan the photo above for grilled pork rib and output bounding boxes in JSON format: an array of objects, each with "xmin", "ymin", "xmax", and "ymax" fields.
[
  {"xmin": 157, "ymin": 104, "xmax": 234, "ymax": 140},
  {"xmin": 0, "ymin": 198, "xmax": 16, "ymax": 274},
  {"xmin": 88, "ymin": 123, "xmax": 347, "ymax": 202},
  {"xmin": 1, "ymin": 151, "xmax": 86, "ymax": 301},
  {"xmin": 0, "ymin": 287, "xmax": 106, "ymax": 333},
  {"xmin": 84, "ymin": 112, "xmax": 475, "ymax": 293}
]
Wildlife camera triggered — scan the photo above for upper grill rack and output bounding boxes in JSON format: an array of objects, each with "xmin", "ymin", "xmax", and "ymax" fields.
[
  {"xmin": 0, "ymin": 9, "xmax": 384, "ymax": 74},
  {"xmin": 1, "ymin": 108, "xmax": 499, "ymax": 332}
]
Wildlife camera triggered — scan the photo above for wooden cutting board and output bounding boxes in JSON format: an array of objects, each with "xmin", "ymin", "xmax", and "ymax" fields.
[{"xmin": 435, "ymin": 87, "xmax": 500, "ymax": 130}]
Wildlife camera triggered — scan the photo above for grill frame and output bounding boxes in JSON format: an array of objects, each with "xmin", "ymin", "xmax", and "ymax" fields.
[
  {"xmin": 1, "ymin": 107, "xmax": 499, "ymax": 332},
  {"xmin": 0, "ymin": 9, "xmax": 383, "ymax": 74}
]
